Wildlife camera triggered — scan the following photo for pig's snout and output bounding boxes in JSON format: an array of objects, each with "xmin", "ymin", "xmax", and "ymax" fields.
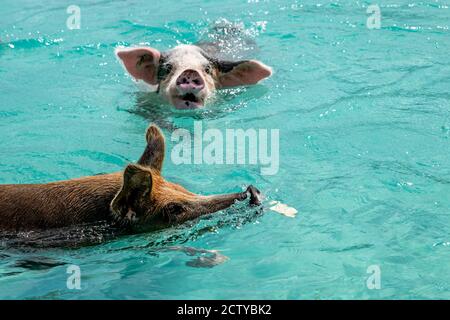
[
  {"xmin": 246, "ymin": 185, "xmax": 262, "ymax": 206},
  {"xmin": 176, "ymin": 70, "xmax": 205, "ymax": 94}
]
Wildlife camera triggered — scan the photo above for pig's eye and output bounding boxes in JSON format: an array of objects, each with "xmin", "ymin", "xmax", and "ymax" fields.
[
  {"xmin": 164, "ymin": 203, "xmax": 184, "ymax": 216},
  {"xmin": 204, "ymin": 65, "xmax": 212, "ymax": 75}
]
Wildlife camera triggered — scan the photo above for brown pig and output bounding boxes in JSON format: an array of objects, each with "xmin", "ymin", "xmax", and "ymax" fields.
[{"xmin": 0, "ymin": 125, "xmax": 261, "ymax": 231}]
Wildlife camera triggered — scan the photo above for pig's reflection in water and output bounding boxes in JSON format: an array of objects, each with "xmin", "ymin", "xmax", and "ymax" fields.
[
  {"xmin": 149, "ymin": 246, "xmax": 230, "ymax": 268},
  {"xmin": 2, "ymin": 246, "xmax": 229, "ymax": 272}
]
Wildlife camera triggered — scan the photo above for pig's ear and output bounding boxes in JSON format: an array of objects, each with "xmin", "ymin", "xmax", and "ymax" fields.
[
  {"xmin": 216, "ymin": 60, "xmax": 272, "ymax": 88},
  {"xmin": 115, "ymin": 47, "xmax": 161, "ymax": 85},
  {"xmin": 137, "ymin": 124, "xmax": 165, "ymax": 172},
  {"xmin": 110, "ymin": 164, "xmax": 153, "ymax": 220}
]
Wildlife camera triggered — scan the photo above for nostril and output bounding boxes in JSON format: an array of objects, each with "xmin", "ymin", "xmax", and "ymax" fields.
[
  {"xmin": 176, "ymin": 70, "xmax": 205, "ymax": 92},
  {"xmin": 177, "ymin": 78, "xmax": 187, "ymax": 86}
]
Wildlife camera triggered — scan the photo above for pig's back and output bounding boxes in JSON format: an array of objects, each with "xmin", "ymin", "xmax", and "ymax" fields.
[{"xmin": 0, "ymin": 173, "xmax": 122, "ymax": 230}]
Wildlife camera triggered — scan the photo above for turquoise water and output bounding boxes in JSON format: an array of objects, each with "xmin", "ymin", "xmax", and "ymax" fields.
[{"xmin": 1, "ymin": 0, "xmax": 450, "ymax": 299}]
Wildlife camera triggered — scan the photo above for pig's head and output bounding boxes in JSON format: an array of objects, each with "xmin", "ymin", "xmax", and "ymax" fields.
[
  {"xmin": 110, "ymin": 125, "xmax": 261, "ymax": 230},
  {"xmin": 115, "ymin": 45, "xmax": 272, "ymax": 109}
]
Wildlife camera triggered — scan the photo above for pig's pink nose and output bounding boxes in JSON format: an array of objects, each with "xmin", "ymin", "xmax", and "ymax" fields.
[{"xmin": 176, "ymin": 70, "xmax": 205, "ymax": 94}]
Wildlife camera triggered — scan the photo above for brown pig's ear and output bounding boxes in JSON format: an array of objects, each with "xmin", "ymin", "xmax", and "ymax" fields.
[
  {"xmin": 115, "ymin": 47, "xmax": 161, "ymax": 85},
  {"xmin": 216, "ymin": 60, "xmax": 272, "ymax": 88},
  {"xmin": 137, "ymin": 124, "xmax": 165, "ymax": 172},
  {"xmin": 110, "ymin": 164, "xmax": 153, "ymax": 219}
]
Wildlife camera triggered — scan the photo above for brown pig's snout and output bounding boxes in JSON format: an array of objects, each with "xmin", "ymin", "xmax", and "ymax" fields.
[
  {"xmin": 176, "ymin": 69, "xmax": 205, "ymax": 94},
  {"xmin": 244, "ymin": 185, "xmax": 262, "ymax": 206}
]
